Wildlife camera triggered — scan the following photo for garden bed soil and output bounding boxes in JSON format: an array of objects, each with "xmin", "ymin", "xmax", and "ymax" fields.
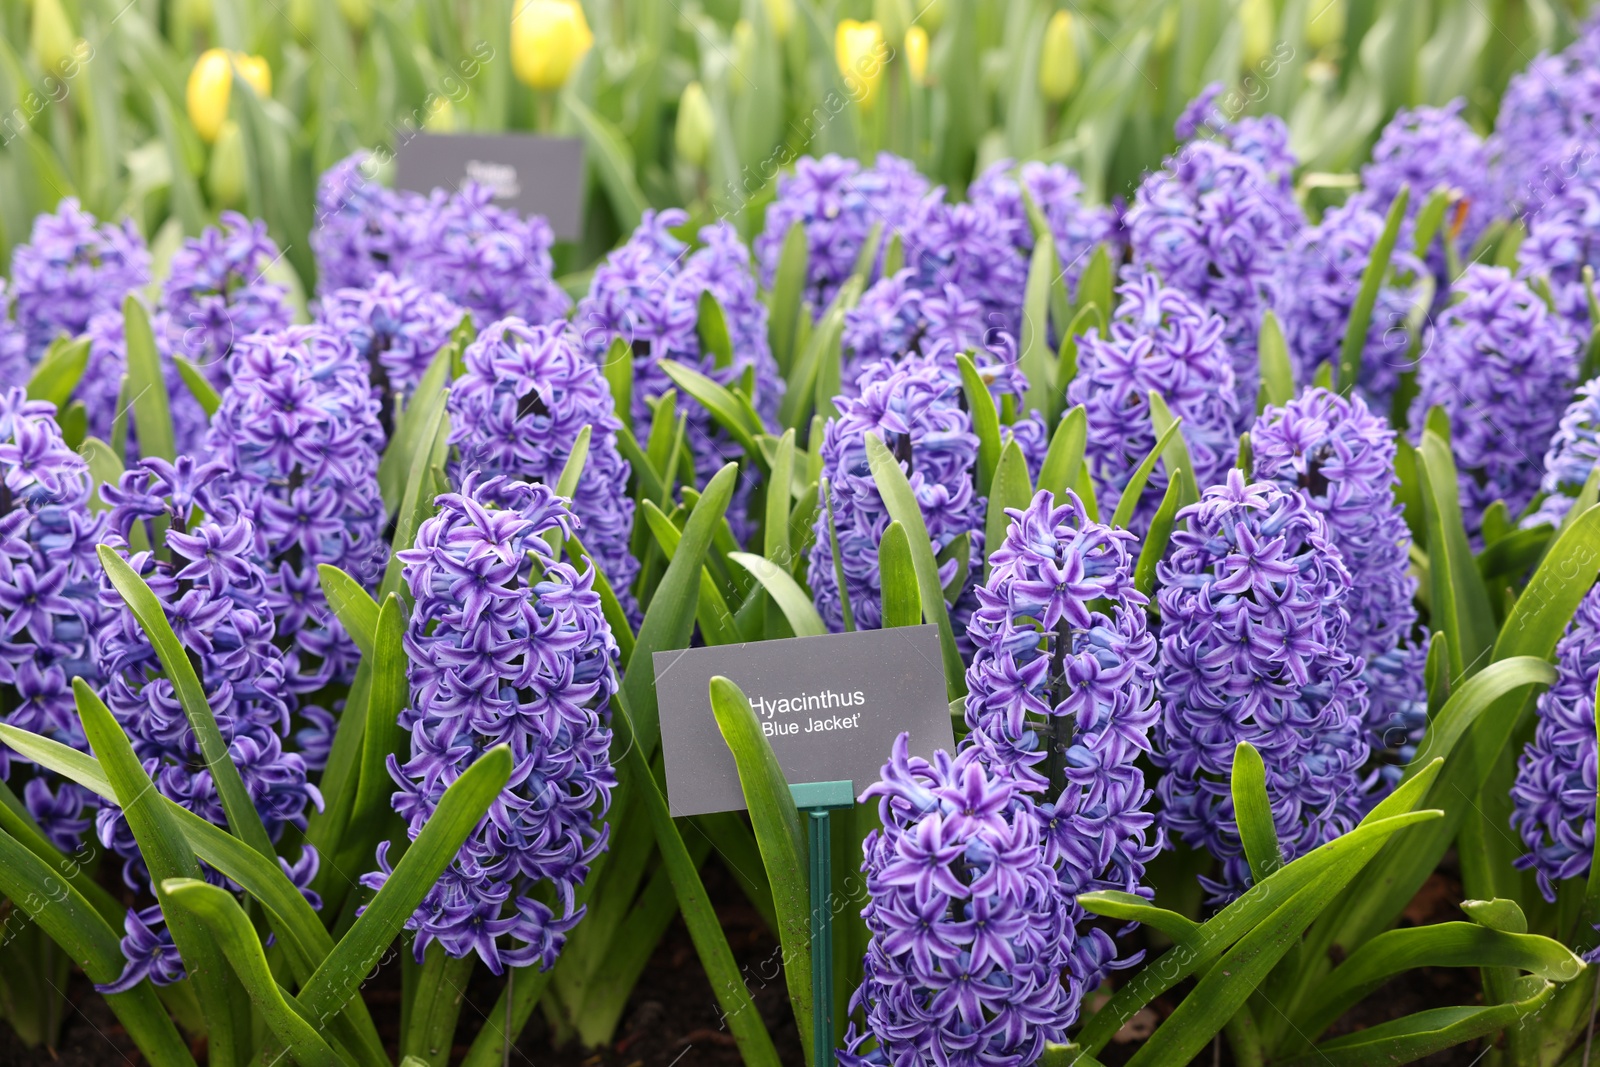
[{"xmin": 0, "ymin": 864, "xmax": 1505, "ymax": 1066}]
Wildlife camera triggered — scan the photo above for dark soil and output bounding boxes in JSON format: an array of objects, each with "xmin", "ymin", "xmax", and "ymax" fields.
[{"xmin": 0, "ymin": 859, "xmax": 1537, "ymax": 1066}]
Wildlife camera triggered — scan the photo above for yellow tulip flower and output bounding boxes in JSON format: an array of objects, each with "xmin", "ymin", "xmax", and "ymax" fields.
[
  {"xmin": 511, "ymin": 0, "xmax": 595, "ymax": 92},
  {"xmin": 187, "ymin": 48, "xmax": 271, "ymax": 145},
  {"xmin": 1040, "ymin": 11, "xmax": 1080, "ymax": 103},
  {"xmin": 904, "ymin": 25, "xmax": 929, "ymax": 85},
  {"xmin": 836, "ymin": 19, "xmax": 886, "ymax": 106}
]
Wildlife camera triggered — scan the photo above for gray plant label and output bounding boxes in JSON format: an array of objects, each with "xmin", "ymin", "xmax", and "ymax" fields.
[
  {"xmin": 652, "ymin": 625, "xmax": 955, "ymax": 817},
  {"xmin": 394, "ymin": 133, "xmax": 584, "ymax": 240}
]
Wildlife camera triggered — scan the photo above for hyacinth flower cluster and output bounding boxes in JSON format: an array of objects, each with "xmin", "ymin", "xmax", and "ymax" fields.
[
  {"xmin": 1277, "ymin": 201, "xmax": 1426, "ymax": 404},
  {"xmin": 448, "ymin": 318, "xmax": 639, "ymax": 612},
  {"xmin": 5, "ymin": 198, "xmax": 151, "ymax": 361},
  {"xmin": 899, "ymin": 188, "xmax": 1029, "ymax": 338},
  {"xmin": 0, "ymin": 388, "xmax": 108, "ymax": 852},
  {"xmin": 839, "ymin": 738, "xmax": 1073, "ymax": 1067},
  {"xmin": 1492, "ymin": 17, "xmax": 1600, "ymax": 215},
  {"xmin": 1352, "ymin": 101, "xmax": 1501, "ymax": 263},
  {"xmin": 1154, "ymin": 471, "xmax": 1371, "ymax": 900},
  {"xmin": 160, "ymin": 212, "xmax": 294, "ymax": 384},
  {"xmin": 1410, "ymin": 265, "xmax": 1579, "ymax": 537},
  {"xmin": 1511, "ymin": 585, "xmax": 1600, "ymax": 903},
  {"xmin": 317, "ymin": 271, "xmax": 465, "ymax": 435},
  {"xmin": 962, "ymin": 490, "xmax": 1159, "ymax": 982},
  {"xmin": 205, "ymin": 325, "xmax": 387, "ymax": 708},
  {"xmin": 310, "ymin": 152, "xmax": 420, "ymax": 293},
  {"xmin": 1516, "ymin": 147, "xmax": 1600, "ymax": 330},
  {"xmin": 0, "ymin": 289, "xmax": 24, "ymax": 387},
  {"xmin": 753, "ymin": 152, "xmax": 930, "ymax": 312},
  {"xmin": 1128, "ymin": 88, "xmax": 1304, "ymax": 413},
  {"xmin": 94, "ymin": 457, "xmax": 321, "ymax": 989},
  {"xmin": 809, "ymin": 356, "xmax": 984, "ymax": 635},
  {"xmin": 1251, "ymin": 389, "xmax": 1428, "ymax": 790},
  {"xmin": 1529, "ymin": 379, "xmax": 1600, "ymax": 529},
  {"xmin": 968, "ymin": 158, "xmax": 1122, "ymax": 291},
  {"xmin": 1068, "ymin": 272, "xmax": 1238, "ymax": 533},
  {"xmin": 366, "ymin": 475, "xmax": 617, "ymax": 973}
]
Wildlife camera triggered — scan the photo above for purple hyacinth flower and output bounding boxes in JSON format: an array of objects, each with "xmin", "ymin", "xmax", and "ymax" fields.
[
  {"xmin": 1492, "ymin": 18, "xmax": 1600, "ymax": 216},
  {"xmin": 1409, "ymin": 264, "xmax": 1579, "ymax": 538},
  {"xmin": 363, "ymin": 474, "xmax": 617, "ymax": 974},
  {"xmin": 310, "ymin": 151, "xmax": 424, "ymax": 293},
  {"xmin": 901, "ymin": 193, "xmax": 1029, "ymax": 338},
  {"xmin": 0, "ymin": 292, "xmax": 25, "ymax": 388},
  {"xmin": 7, "ymin": 197, "xmax": 150, "ymax": 361},
  {"xmin": 809, "ymin": 356, "xmax": 984, "ymax": 636},
  {"xmin": 1127, "ymin": 90, "xmax": 1304, "ymax": 414},
  {"xmin": 316, "ymin": 271, "xmax": 465, "ymax": 435},
  {"xmin": 0, "ymin": 388, "xmax": 108, "ymax": 848},
  {"xmin": 1511, "ymin": 585, "xmax": 1600, "ymax": 901},
  {"xmin": 839, "ymin": 738, "xmax": 1074, "ymax": 1066},
  {"xmin": 754, "ymin": 153, "xmax": 930, "ymax": 313},
  {"xmin": 205, "ymin": 325, "xmax": 388, "ymax": 695},
  {"xmin": 962, "ymin": 490, "xmax": 1160, "ymax": 982},
  {"xmin": 1251, "ymin": 388, "xmax": 1428, "ymax": 792},
  {"xmin": 968, "ymin": 158, "xmax": 1122, "ymax": 290},
  {"xmin": 1352, "ymin": 100, "xmax": 1501, "ymax": 264},
  {"xmin": 1069, "ymin": 272, "xmax": 1238, "ymax": 533},
  {"xmin": 448, "ymin": 318, "xmax": 639, "ymax": 612},
  {"xmin": 1516, "ymin": 144, "xmax": 1600, "ymax": 331},
  {"xmin": 406, "ymin": 182, "xmax": 570, "ymax": 327},
  {"xmin": 1276, "ymin": 201, "xmax": 1426, "ymax": 405},
  {"xmin": 1530, "ymin": 378, "xmax": 1600, "ymax": 530},
  {"xmin": 95, "ymin": 906, "xmax": 186, "ymax": 994},
  {"xmin": 1153, "ymin": 471, "xmax": 1371, "ymax": 901}
]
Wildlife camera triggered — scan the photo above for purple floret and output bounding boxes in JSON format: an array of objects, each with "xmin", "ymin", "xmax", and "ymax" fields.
[
  {"xmin": 1069, "ymin": 272, "xmax": 1238, "ymax": 534},
  {"xmin": 310, "ymin": 152, "xmax": 424, "ymax": 293},
  {"xmin": 968, "ymin": 158, "xmax": 1122, "ymax": 289},
  {"xmin": 1493, "ymin": 18, "xmax": 1600, "ymax": 217},
  {"xmin": 1153, "ymin": 471, "xmax": 1371, "ymax": 901},
  {"xmin": 363, "ymin": 474, "xmax": 617, "ymax": 974},
  {"xmin": 1530, "ymin": 378, "xmax": 1600, "ymax": 530},
  {"xmin": 1409, "ymin": 264, "xmax": 1579, "ymax": 537},
  {"xmin": 1516, "ymin": 144, "xmax": 1600, "ymax": 330},
  {"xmin": 7, "ymin": 197, "xmax": 150, "ymax": 361}
]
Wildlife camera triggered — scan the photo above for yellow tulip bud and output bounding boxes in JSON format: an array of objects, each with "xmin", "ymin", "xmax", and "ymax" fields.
[
  {"xmin": 30, "ymin": 0, "xmax": 76, "ymax": 73},
  {"xmin": 1239, "ymin": 0, "xmax": 1274, "ymax": 70},
  {"xmin": 206, "ymin": 120, "xmax": 247, "ymax": 207},
  {"xmin": 424, "ymin": 96, "xmax": 457, "ymax": 131},
  {"xmin": 904, "ymin": 26, "xmax": 929, "ymax": 86},
  {"xmin": 917, "ymin": 0, "xmax": 946, "ymax": 34},
  {"xmin": 836, "ymin": 19, "xmax": 886, "ymax": 107},
  {"xmin": 287, "ymin": 0, "xmax": 313, "ymax": 37},
  {"xmin": 762, "ymin": 0, "xmax": 793, "ymax": 41},
  {"xmin": 1039, "ymin": 11, "xmax": 1079, "ymax": 103},
  {"xmin": 732, "ymin": 19, "xmax": 756, "ymax": 92},
  {"xmin": 1155, "ymin": 7, "xmax": 1178, "ymax": 53},
  {"xmin": 1305, "ymin": 0, "xmax": 1344, "ymax": 51},
  {"xmin": 675, "ymin": 81, "xmax": 714, "ymax": 169},
  {"xmin": 336, "ymin": 0, "xmax": 371, "ymax": 32},
  {"xmin": 511, "ymin": 0, "xmax": 594, "ymax": 92},
  {"xmin": 187, "ymin": 49, "xmax": 271, "ymax": 144}
]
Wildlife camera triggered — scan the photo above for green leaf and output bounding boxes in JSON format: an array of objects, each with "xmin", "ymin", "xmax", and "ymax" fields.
[
  {"xmin": 728, "ymin": 552, "xmax": 827, "ymax": 637},
  {"xmin": 76, "ymin": 437, "xmax": 123, "ymax": 514},
  {"xmin": 290, "ymin": 747, "xmax": 512, "ymax": 1036},
  {"xmin": 1038, "ymin": 405, "xmax": 1088, "ymax": 503},
  {"xmin": 602, "ymin": 338, "xmax": 634, "ymax": 432},
  {"xmin": 822, "ymin": 479, "xmax": 856, "ymax": 632},
  {"xmin": 866, "ymin": 433, "xmax": 964, "ymax": 699},
  {"xmin": 344, "ymin": 595, "xmax": 409, "ymax": 849},
  {"xmin": 1231, "ymin": 742, "xmax": 1282, "ymax": 884},
  {"xmin": 1148, "ymin": 392, "xmax": 1201, "ymax": 508},
  {"xmin": 545, "ymin": 425, "xmax": 592, "ymax": 554},
  {"xmin": 879, "ymin": 521, "xmax": 921, "ymax": 629},
  {"xmin": 1416, "ymin": 428, "xmax": 1496, "ymax": 678},
  {"xmin": 957, "ymin": 353, "xmax": 1003, "ymax": 499},
  {"xmin": 1403, "ymin": 657, "xmax": 1557, "ymax": 783},
  {"xmin": 0, "ymin": 826, "xmax": 195, "ymax": 1067},
  {"xmin": 97, "ymin": 546, "xmax": 278, "ymax": 859},
  {"xmin": 768, "ymin": 222, "xmax": 809, "ymax": 378},
  {"xmin": 73, "ymin": 680, "xmax": 251, "ymax": 1067},
  {"xmin": 782, "ymin": 287, "xmax": 853, "ymax": 434},
  {"xmin": 1257, "ymin": 310, "xmax": 1295, "ymax": 411},
  {"xmin": 1273, "ymin": 979, "xmax": 1556, "ymax": 1067},
  {"xmin": 624, "ymin": 463, "xmax": 739, "ymax": 755},
  {"xmin": 1410, "ymin": 187, "xmax": 1452, "ymax": 260},
  {"xmin": 698, "ymin": 290, "xmax": 735, "ymax": 370},
  {"xmin": 642, "ymin": 500, "xmax": 738, "ymax": 647},
  {"xmin": 1110, "ymin": 415, "xmax": 1185, "ymax": 531},
  {"xmin": 1075, "ymin": 244, "xmax": 1113, "ymax": 325},
  {"xmin": 1020, "ymin": 232, "xmax": 1060, "ymax": 421},
  {"xmin": 26, "ymin": 336, "xmax": 90, "ymax": 411},
  {"xmin": 612, "ymin": 691, "xmax": 783, "ymax": 1067},
  {"xmin": 1134, "ymin": 477, "xmax": 1184, "ymax": 599},
  {"xmin": 1053, "ymin": 306, "xmax": 1100, "ymax": 398},
  {"xmin": 173, "ymin": 355, "xmax": 222, "ymax": 418},
  {"xmin": 160, "ymin": 879, "xmax": 345, "ymax": 1067},
  {"xmin": 1069, "ymin": 890, "xmax": 1200, "ymax": 942},
  {"xmin": 1338, "ymin": 184, "xmax": 1409, "ymax": 396},
  {"xmin": 565, "ymin": 97, "xmax": 647, "ymax": 232},
  {"xmin": 317, "ymin": 563, "xmax": 380, "ymax": 661},
  {"xmin": 378, "ymin": 339, "xmax": 453, "ymax": 513},
  {"xmin": 659, "ymin": 359, "xmax": 764, "ymax": 465},
  {"xmin": 121, "ymin": 295, "xmax": 175, "ymax": 464},
  {"xmin": 379, "ymin": 386, "xmax": 450, "ymax": 602},
  {"xmin": 568, "ymin": 533, "xmax": 637, "ymax": 666},
  {"xmin": 765, "ymin": 429, "xmax": 796, "ymax": 574},
  {"xmin": 708, "ymin": 677, "xmax": 812, "ymax": 1061},
  {"xmin": 984, "ymin": 439, "xmax": 1034, "ymax": 580}
]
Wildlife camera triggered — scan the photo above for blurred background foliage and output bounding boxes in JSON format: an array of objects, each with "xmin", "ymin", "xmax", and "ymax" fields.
[{"xmin": 0, "ymin": 0, "xmax": 1594, "ymax": 294}]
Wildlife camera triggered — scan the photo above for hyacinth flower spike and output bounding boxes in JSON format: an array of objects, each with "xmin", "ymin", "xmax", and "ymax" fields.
[{"xmin": 1153, "ymin": 470, "xmax": 1371, "ymax": 901}]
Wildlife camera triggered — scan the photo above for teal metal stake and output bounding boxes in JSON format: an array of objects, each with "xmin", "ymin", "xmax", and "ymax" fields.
[{"xmin": 791, "ymin": 780, "xmax": 855, "ymax": 1067}]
